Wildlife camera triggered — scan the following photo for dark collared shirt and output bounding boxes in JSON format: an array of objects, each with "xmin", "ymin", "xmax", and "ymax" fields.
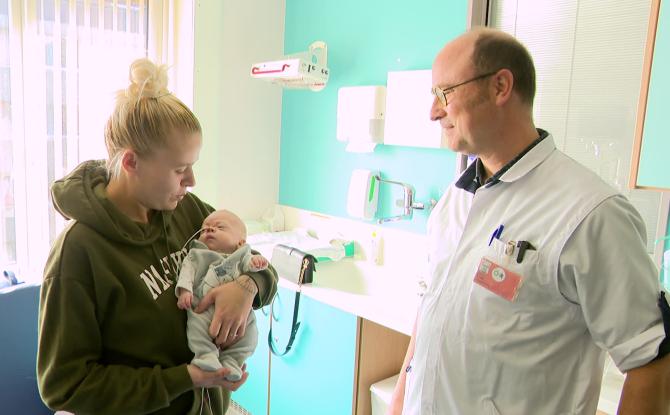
[{"xmin": 455, "ymin": 129, "xmax": 549, "ymax": 194}]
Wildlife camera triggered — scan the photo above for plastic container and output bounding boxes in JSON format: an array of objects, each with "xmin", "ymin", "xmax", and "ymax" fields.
[{"xmin": 370, "ymin": 374, "xmax": 399, "ymax": 415}]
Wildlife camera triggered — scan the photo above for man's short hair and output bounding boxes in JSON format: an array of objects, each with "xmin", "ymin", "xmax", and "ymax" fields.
[{"xmin": 472, "ymin": 31, "xmax": 536, "ymax": 106}]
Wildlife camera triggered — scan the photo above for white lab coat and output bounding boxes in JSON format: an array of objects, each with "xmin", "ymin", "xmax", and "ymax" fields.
[{"xmin": 403, "ymin": 135, "xmax": 664, "ymax": 415}]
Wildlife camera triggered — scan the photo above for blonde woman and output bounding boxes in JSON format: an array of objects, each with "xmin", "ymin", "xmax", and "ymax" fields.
[{"xmin": 37, "ymin": 58, "xmax": 277, "ymax": 415}]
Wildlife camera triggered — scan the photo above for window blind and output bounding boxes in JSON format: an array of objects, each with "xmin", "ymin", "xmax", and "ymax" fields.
[{"xmin": 488, "ymin": 0, "xmax": 666, "ymax": 256}]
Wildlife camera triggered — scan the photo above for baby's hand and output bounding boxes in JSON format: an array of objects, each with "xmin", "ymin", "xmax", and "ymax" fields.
[
  {"xmin": 177, "ymin": 288, "xmax": 193, "ymax": 310},
  {"xmin": 250, "ymin": 255, "xmax": 269, "ymax": 271}
]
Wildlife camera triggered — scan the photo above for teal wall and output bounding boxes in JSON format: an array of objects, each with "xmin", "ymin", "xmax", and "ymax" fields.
[
  {"xmin": 637, "ymin": 0, "xmax": 670, "ymax": 287},
  {"xmin": 663, "ymin": 221, "xmax": 670, "ymax": 288},
  {"xmin": 279, "ymin": 0, "xmax": 467, "ymax": 233},
  {"xmin": 638, "ymin": 0, "xmax": 670, "ymax": 189}
]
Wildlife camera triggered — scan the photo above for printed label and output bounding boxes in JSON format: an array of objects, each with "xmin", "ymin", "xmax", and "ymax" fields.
[{"xmin": 474, "ymin": 257, "xmax": 523, "ymax": 302}]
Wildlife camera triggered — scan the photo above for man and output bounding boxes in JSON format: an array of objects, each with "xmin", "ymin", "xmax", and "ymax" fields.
[{"xmin": 388, "ymin": 28, "xmax": 670, "ymax": 415}]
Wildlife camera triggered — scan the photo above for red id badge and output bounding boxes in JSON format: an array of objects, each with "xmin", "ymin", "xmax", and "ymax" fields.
[{"xmin": 473, "ymin": 257, "xmax": 523, "ymax": 302}]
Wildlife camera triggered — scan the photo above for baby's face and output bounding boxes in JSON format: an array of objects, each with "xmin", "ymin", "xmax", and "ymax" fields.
[{"xmin": 198, "ymin": 210, "xmax": 246, "ymax": 254}]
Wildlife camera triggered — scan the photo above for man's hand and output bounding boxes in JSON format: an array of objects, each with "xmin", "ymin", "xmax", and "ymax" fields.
[
  {"xmin": 194, "ymin": 275, "xmax": 258, "ymax": 348},
  {"xmin": 177, "ymin": 288, "xmax": 193, "ymax": 310},
  {"xmin": 386, "ymin": 387, "xmax": 405, "ymax": 415},
  {"xmin": 187, "ymin": 363, "xmax": 248, "ymax": 391},
  {"xmin": 387, "ymin": 313, "xmax": 419, "ymax": 415}
]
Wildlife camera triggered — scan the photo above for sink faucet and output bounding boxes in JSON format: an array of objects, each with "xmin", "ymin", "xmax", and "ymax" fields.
[{"xmin": 374, "ymin": 175, "xmax": 435, "ymax": 224}]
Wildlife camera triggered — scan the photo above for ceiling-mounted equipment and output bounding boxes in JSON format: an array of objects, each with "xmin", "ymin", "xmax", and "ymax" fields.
[{"xmin": 250, "ymin": 41, "xmax": 329, "ymax": 91}]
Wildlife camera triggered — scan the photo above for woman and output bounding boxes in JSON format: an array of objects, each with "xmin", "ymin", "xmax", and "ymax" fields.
[{"xmin": 37, "ymin": 58, "xmax": 277, "ymax": 414}]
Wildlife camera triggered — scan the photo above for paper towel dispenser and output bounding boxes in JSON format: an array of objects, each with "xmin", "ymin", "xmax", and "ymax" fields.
[
  {"xmin": 337, "ymin": 86, "xmax": 386, "ymax": 153},
  {"xmin": 384, "ymin": 69, "xmax": 446, "ymax": 148}
]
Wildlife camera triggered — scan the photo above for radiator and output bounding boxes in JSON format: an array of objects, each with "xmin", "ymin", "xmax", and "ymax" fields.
[{"xmin": 226, "ymin": 399, "xmax": 252, "ymax": 415}]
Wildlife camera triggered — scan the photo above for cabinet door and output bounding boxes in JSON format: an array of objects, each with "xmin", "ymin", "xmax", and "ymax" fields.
[
  {"xmin": 232, "ymin": 306, "xmax": 271, "ymax": 415},
  {"xmin": 269, "ymin": 286, "xmax": 357, "ymax": 415}
]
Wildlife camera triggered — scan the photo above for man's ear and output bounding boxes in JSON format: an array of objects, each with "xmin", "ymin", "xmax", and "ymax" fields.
[
  {"xmin": 492, "ymin": 68, "xmax": 514, "ymax": 106},
  {"xmin": 120, "ymin": 149, "xmax": 139, "ymax": 175}
]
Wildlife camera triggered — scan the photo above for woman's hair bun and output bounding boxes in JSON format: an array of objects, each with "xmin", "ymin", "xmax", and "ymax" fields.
[{"xmin": 126, "ymin": 58, "xmax": 169, "ymax": 99}]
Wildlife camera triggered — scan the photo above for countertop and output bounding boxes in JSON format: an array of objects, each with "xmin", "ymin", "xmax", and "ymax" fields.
[{"xmin": 274, "ymin": 258, "xmax": 418, "ymax": 336}]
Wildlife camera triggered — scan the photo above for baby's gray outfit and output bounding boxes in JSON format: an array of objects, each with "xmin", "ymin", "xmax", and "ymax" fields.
[{"xmin": 176, "ymin": 241, "xmax": 260, "ymax": 381}]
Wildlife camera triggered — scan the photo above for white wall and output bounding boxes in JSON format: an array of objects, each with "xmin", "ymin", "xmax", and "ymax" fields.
[{"xmin": 192, "ymin": 0, "xmax": 284, "ymax": 219}]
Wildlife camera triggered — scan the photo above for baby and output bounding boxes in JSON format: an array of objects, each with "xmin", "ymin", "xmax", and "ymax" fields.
[{"xmin": 176, "ymin": 209, "xmax": 268, "ymax": 381}]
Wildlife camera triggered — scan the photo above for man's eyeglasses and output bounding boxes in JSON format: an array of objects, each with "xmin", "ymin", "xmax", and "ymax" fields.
[{"xmin": 431, "ymin": 71, "xmax": 498, "ymax": 106}]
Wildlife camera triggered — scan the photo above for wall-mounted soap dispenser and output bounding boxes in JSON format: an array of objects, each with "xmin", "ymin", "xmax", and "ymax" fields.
[
  {"xmin": 346, "ymin": 169, "xmax": 379, "ymax": 220},
  {"xmin": 336, "ymin": 86, "xmax": 386, "ymax": 153}
]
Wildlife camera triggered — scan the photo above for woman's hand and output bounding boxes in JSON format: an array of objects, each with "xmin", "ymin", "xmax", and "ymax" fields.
[
  {"xmin": 187, "ymin": 364, "xmax": 248, "ymax": 391},
  {"xmin": 194, "ymin": 275, "xmax": 257, "ymax": 348}
]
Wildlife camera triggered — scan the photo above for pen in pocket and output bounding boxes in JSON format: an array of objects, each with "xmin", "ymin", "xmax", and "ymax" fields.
[{"xmin": 488, "ymin": 224, "xmax": 505, "ymax": 246}]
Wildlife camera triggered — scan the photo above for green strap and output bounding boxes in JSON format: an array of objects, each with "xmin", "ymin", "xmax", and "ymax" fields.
[{"xmin": 268, "ymin": 291, "xmax": 301, "ymax": 356}]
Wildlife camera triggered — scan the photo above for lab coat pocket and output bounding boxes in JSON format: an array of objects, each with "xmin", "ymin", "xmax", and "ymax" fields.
[
  {"xmin": 469, "ymin": 238, "xmax": 546, "ymax": 333},
  {"xmin": 485, "ymin": 237, "xmax": 543, "ymax": 288},
  {"xmin": 479, "ymin": 238, "xmax": 543, "ymax": 299},
  {"xmin": 486, "ymin": 237, "xmax": 540, "ymax": 271}
]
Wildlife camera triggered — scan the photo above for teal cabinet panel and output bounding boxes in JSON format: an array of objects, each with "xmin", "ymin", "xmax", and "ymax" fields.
[
  {"xmin": 232, "ymin": 307, "xmax": 271, "ymax": 415},
  {"xmin": 636, "ymin": 0, "xmax": 670, "ymax": 189},
  {"xmin": 269, "ymin": 286, "xmax": 358, "ymax": 415}
]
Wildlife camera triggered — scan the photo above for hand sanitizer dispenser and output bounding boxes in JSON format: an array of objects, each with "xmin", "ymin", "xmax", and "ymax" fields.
[
  {"xmin": 347, "ymin": 169, "xmax": 379, "ymax": 220},
  {"xmin": 337, "ymin": 86, "xmax": 386, "ymax": 153}
]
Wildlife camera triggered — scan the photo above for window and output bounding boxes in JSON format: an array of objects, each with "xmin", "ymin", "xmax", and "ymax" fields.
[
  {"xmin": 0, "ymin": 0, "xmax": 194, "ymax": 283},
  {"xmin": 487, "ymin": 0, "xmax": 669, "ymax": 263}
]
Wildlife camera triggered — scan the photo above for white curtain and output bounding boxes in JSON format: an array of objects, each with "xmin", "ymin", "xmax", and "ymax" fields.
[{"xmin": 0, "ymin": 0, "xmax": 194, "ymax": 282}]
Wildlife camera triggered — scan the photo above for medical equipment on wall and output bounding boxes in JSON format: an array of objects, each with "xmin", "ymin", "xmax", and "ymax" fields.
[
  {"xmin": 346, "ymin": 169, "xmax": 436, "ymax": 223},
  {"xmin": 337, "ymin": 86, "xmax": 386, "ymax": 153},
  {"xmin": 250, "ymin": 41, "xmax": 329, "ymax": 91}
]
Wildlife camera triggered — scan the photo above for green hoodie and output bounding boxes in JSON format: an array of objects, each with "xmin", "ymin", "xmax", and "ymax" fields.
[{"xmin": 37, "ymin": 160, "xmax": 277, "ymax": 415}]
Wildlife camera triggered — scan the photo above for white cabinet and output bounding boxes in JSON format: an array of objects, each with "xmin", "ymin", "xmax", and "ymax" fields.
[{"xmin": 383, "ymin": 70, "xmax": 446, "ymax": 149}]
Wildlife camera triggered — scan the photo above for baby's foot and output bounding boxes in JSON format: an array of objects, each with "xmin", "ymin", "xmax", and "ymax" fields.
[
  {"xmin": 220, "ymin": 358, "xmax": 243, "ymax": 381},
  {"xmin": 192, "ymin": 352, "xmax": 223, "ymax": 371}
]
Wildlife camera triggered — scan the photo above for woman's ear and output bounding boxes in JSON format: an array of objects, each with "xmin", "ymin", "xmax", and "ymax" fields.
[{"xmin": 120, "ymin": 149, "xmax": 139, "ymax": 175}]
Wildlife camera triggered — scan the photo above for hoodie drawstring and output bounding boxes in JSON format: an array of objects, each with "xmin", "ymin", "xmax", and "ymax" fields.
[
  {"xmin": 199, "ymin": 387, "xmax": 212, "ymax": 415},
  {"xmin": 157, "ymin": 213, "xmax": 201, "ymax": 280}
]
